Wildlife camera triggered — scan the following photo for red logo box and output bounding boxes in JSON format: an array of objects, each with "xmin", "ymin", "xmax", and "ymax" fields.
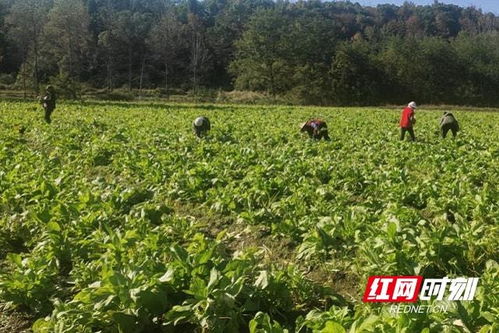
[{"xmin": 363, "ymin": 276, "xmax": 423, "ymax": 303}]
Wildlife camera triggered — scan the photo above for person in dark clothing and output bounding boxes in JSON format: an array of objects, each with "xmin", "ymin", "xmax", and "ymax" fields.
[
  {"xmin": 193, "ymin": 116, "xmax": 211, "ymax": 137},
  {"xmin": 300, "ymin": 119, "xmax": 330, "ymax": 140},
  {"xmin": 440, "ymin": 112, "xmax": 459, "ymax": 138},
  {"xmin": 41, "ymin": 85, "xmax": 56, "ymax": 124},
  {"xmin": 400, "ymin": 101, "xmax": 417, "ymax": 141}
]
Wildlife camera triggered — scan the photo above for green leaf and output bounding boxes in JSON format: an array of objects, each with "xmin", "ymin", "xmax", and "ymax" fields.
[
  {"xmin": 46, "ymin": 221, "xmax": 61, "ymax": 232},
  {"xmin": 112, "ymin": 312, "xmax": 138, "ymax": 333},
  {"xmin": 159, "ymin": 268, "xmax": 175, "ymax": 283},
  {"xmin": 32, "ymin": 317, "xmax": 51, "ymax": 333},
  {"xmin": 134, "ymin": 290, "xmax": 167, "ymax": 315},
  {"xmin": 171, "ymin": 245, "xmax": 189, "ymax": 263},
  {"xmin": 254, "ymin": 271, "xmax": 269, "ymax": 289},
  {"xmin": 249, "ymin": 318, "xmax": 258, "ymax": 333},
  {"xmin": 355, "ymin": 315, "xmax": 379, "ymax": 331},
  {"xmin": 387, "ymin": 222, "xmax": 397, "ymax": 239},
  {"xmin": 321, "ymin": 321, "xmax": 345, "ymax": 333},
  {"xmin": 7, "ymin": 253, "xmax": 23, "ymax": 267},
  {"xmin": 187, "ymin": 277, "xmax": 208, "ymax": 299},
  {"xmin": 207, "ymin": 268, "xmax": 220, "ymax": 290}
]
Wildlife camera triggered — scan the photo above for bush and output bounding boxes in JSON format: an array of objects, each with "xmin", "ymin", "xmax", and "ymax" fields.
[
  {"xmin": 88, "ymin": 89, "xmax": 135, "ymax": 101},
  {"xmin": 47, "ymin": 74, "xmax": 82, "ymax": 99},
  {"xmin": 216, "ymin": 90, "xmax": 288, "ymax": 105},
  {"xmin": 0, "ymin": 73, "xmax": 16, "ymax": 85}
]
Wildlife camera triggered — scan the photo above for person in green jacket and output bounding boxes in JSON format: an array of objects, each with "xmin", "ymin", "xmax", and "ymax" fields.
[
  {"xmin": 440, "ymin": 112, "xmax": 459, "ymax": 138},
  {"xmin": 41, "ymin": 85, "xmax": 56, "ymax": 124}
]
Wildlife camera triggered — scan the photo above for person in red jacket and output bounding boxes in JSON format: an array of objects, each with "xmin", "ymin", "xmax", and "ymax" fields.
[
  {"xmin": 300, "ymin": 119, "xmax": 330, "ymax": 140},
  {"xmin": 400, "ymin": 101, "xmax": 417, "ymax": 141}
]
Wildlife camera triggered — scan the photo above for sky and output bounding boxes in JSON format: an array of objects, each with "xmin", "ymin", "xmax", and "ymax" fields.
[{"xmin": 347, "ymin": 1, "xmax": 499, "ymax": 14}]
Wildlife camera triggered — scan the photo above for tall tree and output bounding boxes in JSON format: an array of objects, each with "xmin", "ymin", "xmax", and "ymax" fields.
[
  {"xmin": 42, "ymin": 0, "xmax": 91, "ymax": 83},
  {"xmin": 331, "ymin": 39, "xmax": 386, "ymax": 105},
  {"xmin": 6, "ymin": 0, "xmax": 52, "ymax": 94},
  {"xmin": 0, "ymin": 1, "xmax": 6, "ymax": 68},
  {"xmin": 205, "ymin": 0, "xmax": 274, "ymax": 87},
  {"xmin": 148, "ymin": 11, "xmax": 185, "ymax": 93},
  {"xmin": 187, "ymin": 12, "xmax": 209, "ymax": 92},
  {"xmin": 230, "ymin": 8, "xmax": 291, "ymax": 96},
  {"xmin": 453, "ymin": 32, "xmax": 499, "ymax": 105},
  {"xmin": 98, "ymin": 9, "xmax": 152, "ymax": 90}
]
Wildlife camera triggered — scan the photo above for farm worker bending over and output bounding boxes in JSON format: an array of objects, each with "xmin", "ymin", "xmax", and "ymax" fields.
[
  {"xmin": 440, "ymin": 112, "xmax": 459, "ymax": 138},
  {"xmin": 400, "ymin": 101, "xmax": 417, "ymax": 141},
  {"xmin": 193, "ymin": 116, "xmax": 211, "ymax": 138},
  {"xmin": 300, "ymin": 119, "xmax": 330, "ymax": 141},
  {"xmin": 41, "ymin": 85, "xmax": 56, "ymax": 124}
]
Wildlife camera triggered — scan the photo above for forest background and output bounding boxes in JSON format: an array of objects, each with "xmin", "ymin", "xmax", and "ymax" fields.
[{"xmin": 0, "ymin": 0, "xmax": 498, "ymax": 106}]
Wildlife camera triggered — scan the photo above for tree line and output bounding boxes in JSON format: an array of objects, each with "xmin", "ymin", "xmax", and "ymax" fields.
[{"xmin": 0, "ymin": 0, "xmax": 498, "ymax": 106}]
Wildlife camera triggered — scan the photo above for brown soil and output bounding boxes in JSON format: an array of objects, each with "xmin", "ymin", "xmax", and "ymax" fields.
[{"xmin": 0, "ymin": 305, "xmax": 33, "ymax": 333}]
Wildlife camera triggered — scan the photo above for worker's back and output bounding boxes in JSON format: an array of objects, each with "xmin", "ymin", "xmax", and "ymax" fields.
[{"xmin": 441, "ymin": 113, "xmax": 457, "ymax": 126}]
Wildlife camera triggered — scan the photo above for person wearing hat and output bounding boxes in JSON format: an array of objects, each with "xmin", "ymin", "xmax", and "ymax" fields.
[
  {"xmin": 193, "ymin": 116, "xmax": 211, "ymax": 138},
  {"xmin": 41, "ymin": 85, "xmax": 56, "ymax": 124},
  {"xmin": 300, "ymin": 119, "xmax": 330, "ymax": 141},
  {"xmin": 440, "ymin": 112, "xmax": 459, "ymax": 138},
  {"xmin": 400, "ymin": 101, "xmax": 417, "ymax": 141}
]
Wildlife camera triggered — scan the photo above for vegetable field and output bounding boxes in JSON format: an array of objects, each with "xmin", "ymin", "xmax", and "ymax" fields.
[{"xmin": 0, "ymin": 101, "xmax": 497, "ymax": 332}]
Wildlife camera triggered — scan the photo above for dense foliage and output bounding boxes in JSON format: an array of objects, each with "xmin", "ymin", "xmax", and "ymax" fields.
[
  {"xmin": 0, "ymin": 101, "xmax": 498, "ymax": 332},
  {"xmin": 0, "ymin": 0, "xmax": 499, "ymax": 105}
]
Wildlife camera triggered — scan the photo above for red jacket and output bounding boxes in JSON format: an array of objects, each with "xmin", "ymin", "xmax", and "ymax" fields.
[{"xmin": 400, "ymin": 107, "xmax": 414, "ymax": 128}]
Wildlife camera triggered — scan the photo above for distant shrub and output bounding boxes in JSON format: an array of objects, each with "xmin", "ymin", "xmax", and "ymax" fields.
[
  {"xmin": 216, "ymin": 90, "xmax": 289, "ymax": 105},
  {"xmin": 47, "ymin": 74, "xmax": 83, "ymax": 99},
  {"xmin": 87, "ymin": 89, "xmax": 135, "ymax": 101},
  {"xmin": 0, "ymin": 73, "xmax": 16, "ymax": 85}
]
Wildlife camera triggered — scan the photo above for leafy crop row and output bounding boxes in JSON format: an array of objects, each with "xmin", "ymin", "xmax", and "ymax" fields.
[{"xmin": 0, "ymin": 101, "xmax": 497, "ymax": 332}]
